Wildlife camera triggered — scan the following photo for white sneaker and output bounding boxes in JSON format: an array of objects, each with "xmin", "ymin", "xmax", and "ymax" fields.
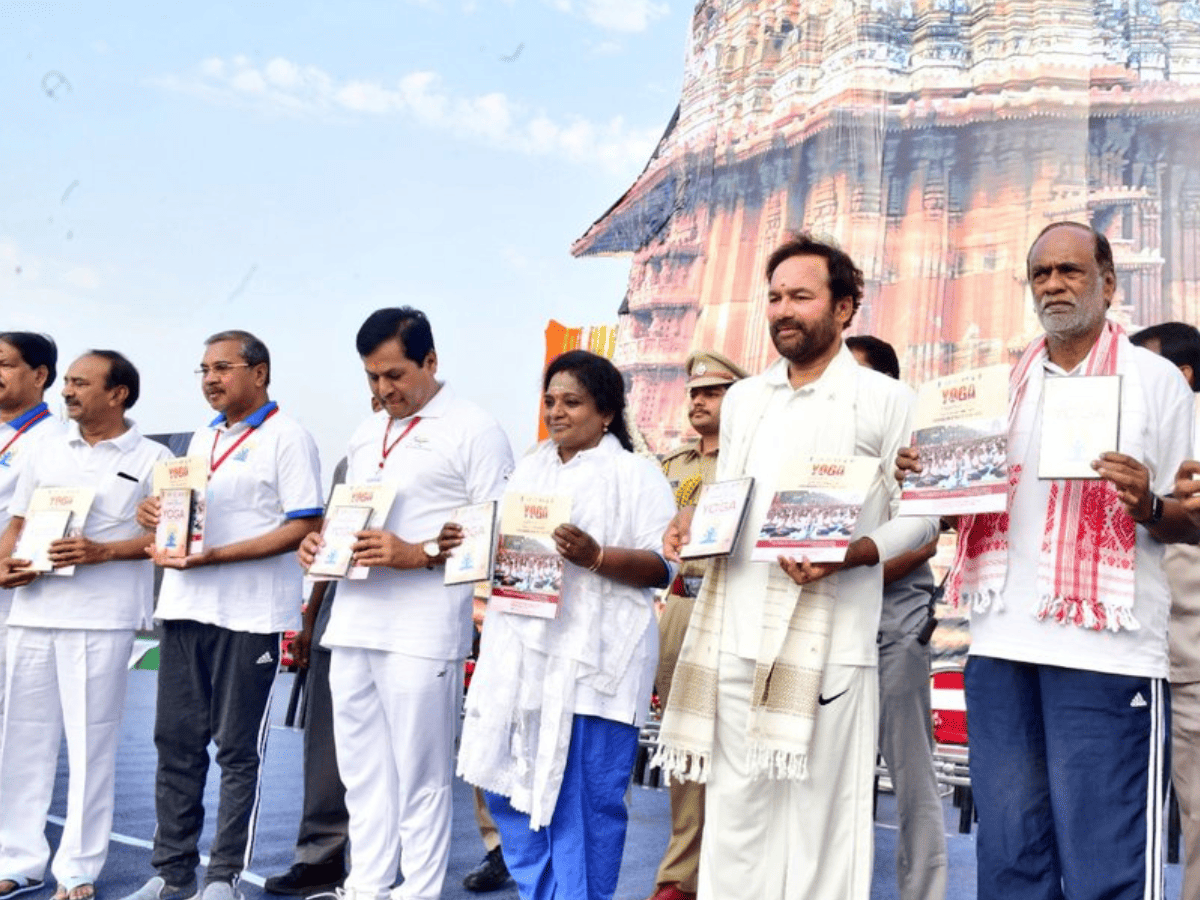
[
  {"xmin": 307, "ymin": 889, "xmax": 378, "ymax": 900},
  {"xmin": 198, "ymin": 884, "xmax": 242, "ymax": 900},
  {"xmin": 116, "ymin": 878, "xmax": 197, "ymax": 900}
]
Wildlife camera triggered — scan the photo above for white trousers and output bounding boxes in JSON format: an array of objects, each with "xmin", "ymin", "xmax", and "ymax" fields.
[
  {"xmin": 698, "ymin": 656, "xmax": 877, "ymax": 900},
  {"xmin": 0, "ymin": 627, "xmax": 135, "ymax": 884},
  {"xmin": 329, "ymin": 647, "xmax": 461, "ymax": 900},
  {"xmin": 0, "ymin": 616, "xmax": 9, "ymax": 739}
]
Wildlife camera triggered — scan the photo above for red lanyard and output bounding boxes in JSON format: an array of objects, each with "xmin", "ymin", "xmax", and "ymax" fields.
[
  {"xmin": 210, "ymin": 407, "xmax": 279, "ymax": 473},
  {"xmin": 380, "ymin": 416, "xmax": 421, "ymax": 470},
  {"xmin": 0, "ymin": 407, "xmax": 50, "ymax": 459}
]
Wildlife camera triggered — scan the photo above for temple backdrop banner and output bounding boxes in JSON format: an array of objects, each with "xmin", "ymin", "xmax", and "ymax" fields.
[{"xmin": 574, "ymin": 0, "xmax": 1200, "ymax": 453}]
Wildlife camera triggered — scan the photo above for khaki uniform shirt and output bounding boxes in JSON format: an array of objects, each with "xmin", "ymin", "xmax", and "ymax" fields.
[{"xmin": 661, "ymin": 440, "xmax": 718, "ymax": 595}]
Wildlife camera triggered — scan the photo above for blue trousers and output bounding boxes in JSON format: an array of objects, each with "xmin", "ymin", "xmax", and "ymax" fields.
[
  {"xmin": 964, "ymin": 656, "xmax": 1167, "ymax": 900},
  {"xmin": 485, "ymin": 715, "xmax": 639, "ymax": 900}
]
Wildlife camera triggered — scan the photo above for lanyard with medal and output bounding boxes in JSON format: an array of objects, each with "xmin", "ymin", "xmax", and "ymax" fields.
[
  {"xmin": 0, "ymin": 406, "xmax": 50, "ymax": 461},
  {"xmin": 371, "ymin": 416, "xmax": 421, "ymax": 482},
  {"xmin": 210, "ymin": 406, "xmax": 280, "ymax": 474}
]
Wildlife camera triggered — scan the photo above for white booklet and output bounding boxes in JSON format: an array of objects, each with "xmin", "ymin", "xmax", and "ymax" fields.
[
  {"xmin": 1038, "ymin": 375, "xmax": 1122, "ymax": 480},
  {"xmin": 444, "ymin": 500, "xmax": 498, "ymax": 586},
  {"xmin": 152, "ymin": 457, "xmax": 208, "ymax": 556},
  {"xmin": 310, "ymin": 484, "xmax": 397, "ymax": 581},
  {"xmin": 308, "ymin": 505, "xmax": 373, "ymax": 577},
  {"xmin": 491, "ymin": 493, "xmax": 571, "ymax": 618},
  {"xmin": 14, "ymin": 508, "xmax": 73, "ymax": 573},
  {"xmin": 751, "ymin": 456, "xmax": 877, "ymax": 563},
  {"xmin": 900, "ymin": 365, "xmax": 1010, "ymax": 516},
  {"xmin": 155, "ymin": 487, "xmax": 193, "ymax": 559},
  {"xmin": 680, "ymin": 477, "xmax": 754, "ymax": 560},
  {"xmin": 16, "ymin": 486, "xmax": 95, "ymax": 576}
]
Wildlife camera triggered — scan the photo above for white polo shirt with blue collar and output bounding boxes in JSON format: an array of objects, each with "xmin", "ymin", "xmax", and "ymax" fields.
[
  {"xmin": 155, "ymin": 401, "xmax": 323, "ymax": 634},
  {"xmin": 1, "ymin": 403, "xmax": 66, "ymax": 535},
  {"xmin": 321, "ymin": 383, "xmax": 514, "ymax": 660}
]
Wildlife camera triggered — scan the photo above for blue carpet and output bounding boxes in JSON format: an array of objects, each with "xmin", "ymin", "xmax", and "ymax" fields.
[{"xmin": 36, "ymin": 670, "xmax": 1182, "ymax": 900}]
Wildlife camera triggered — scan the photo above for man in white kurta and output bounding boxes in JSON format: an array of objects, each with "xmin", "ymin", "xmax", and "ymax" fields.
[
  {"xmin": 301, "ymin": 308, "xmax": 513, "ymax": 900},
  {"xmin": 0, "ymin": 350, "xmax": 169, "ymax": 899},
  {"xmin": 659, "ymin": 235, "xmax": 936, "ymax": 900}
]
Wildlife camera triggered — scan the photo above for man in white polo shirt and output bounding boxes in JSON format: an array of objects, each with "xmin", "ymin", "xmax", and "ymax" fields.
[
  {"xmin": 0, "ymin": 349, "xmax": 169, "ymax": 900},
  {"xmin": 123, "ymin": 330, "xmax": 322, "ymax": 900},
  {"xmin": 298, "ymin": 308, "xmax": 513, "ymax": 900},
  {"xmin": 0, "ymin": 332, "xmax": 65, "ymax": 729}
]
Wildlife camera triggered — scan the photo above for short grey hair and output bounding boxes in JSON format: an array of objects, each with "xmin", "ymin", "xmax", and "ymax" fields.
[{"xmin": 205, "ymin": 329, "xmax": 271, "ymax": 386}]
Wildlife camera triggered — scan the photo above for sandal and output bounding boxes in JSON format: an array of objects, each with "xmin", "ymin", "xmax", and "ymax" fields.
[
  {"xmin": 0, "ymin": 879, "xmax": 44, "ymax": 899},
  {"xmin": 52, "ymin": 881, "xmax": 93, "ymax": 900}
]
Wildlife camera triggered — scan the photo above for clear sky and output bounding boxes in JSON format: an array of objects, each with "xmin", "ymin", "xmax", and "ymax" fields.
[{"xmin": 3, "ymin": 0, "xmax": 688, "ymax": 474}]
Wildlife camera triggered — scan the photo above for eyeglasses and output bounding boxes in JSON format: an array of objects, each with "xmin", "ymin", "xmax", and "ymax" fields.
[{"xmin": 194, "ymin": 362, "xmax": 252, "ymax": 378}]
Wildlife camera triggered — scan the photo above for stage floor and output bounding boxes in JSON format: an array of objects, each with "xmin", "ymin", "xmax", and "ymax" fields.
[{"xmin": 35, "ymin": 669, "xmax": 1183, "ymax": 900}]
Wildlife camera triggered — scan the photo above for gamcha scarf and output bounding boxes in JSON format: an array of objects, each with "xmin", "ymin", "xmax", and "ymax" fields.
[{"xmin": 946, "ymin": 320, "xmax": 1141, "ymax": 632}]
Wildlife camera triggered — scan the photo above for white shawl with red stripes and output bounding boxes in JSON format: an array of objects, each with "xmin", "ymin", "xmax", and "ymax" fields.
[{"xmin": 947, "ymin": 320, "xmax": 1141, "ymax": 632}]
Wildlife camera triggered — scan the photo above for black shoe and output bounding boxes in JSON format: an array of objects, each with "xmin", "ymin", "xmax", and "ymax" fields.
[
  {"xmin": 263, "ymin": 861, "xmax": 345, "ymax": 896},
  {"xmin": 462, "ymin": 847, "xmax": 509, "ymax": 893}
]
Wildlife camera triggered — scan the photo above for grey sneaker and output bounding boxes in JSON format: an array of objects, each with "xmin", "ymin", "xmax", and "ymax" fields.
[
  {"xmin": 118, "ymin": 878, "xmax": 197, "ymax": 900},
  {"xmin": 198, "ymin": 885, "xmax": 243, "ymax": 900}
]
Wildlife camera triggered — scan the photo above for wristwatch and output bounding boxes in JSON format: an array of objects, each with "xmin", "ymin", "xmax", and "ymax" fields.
[
  {"xmin": 1143, "ymin": 493, "xmax": 1165, "ymax": 526},
  {"xmin": 422, "ymin": 540, "xmax": 441, "ymax": 569}
]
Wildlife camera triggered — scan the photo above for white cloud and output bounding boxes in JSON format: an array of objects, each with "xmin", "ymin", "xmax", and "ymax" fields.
[
  {"xmin": 353, "ymin": 0, "xmax": 663, "ymax": 31},
  {"xmin": 335, "ymin": 80, "xmax": 395, "ymax": 114},
  {"xmin": 553, "ymin": 0, "xmax": 668, "ymax": 32},
  {"xmin": 265, "ymin": 58, "xmax": 301, "ymax": 89},
  {"xmin": 230, "ymin": 68, "xmax": 267, "ymax": 94},
  {"xmin": 589, "ymin": 39, "xmax": 624, "ymax": 56},
  {"xmin": 152, "ymin": 56, "xmax": 659, "ymax": 174}
]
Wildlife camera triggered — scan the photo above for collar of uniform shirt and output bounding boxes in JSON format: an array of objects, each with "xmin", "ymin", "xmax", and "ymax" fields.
[{"xmin": 208, "ymin": 399, "xmax": 279, "ymax": 429}]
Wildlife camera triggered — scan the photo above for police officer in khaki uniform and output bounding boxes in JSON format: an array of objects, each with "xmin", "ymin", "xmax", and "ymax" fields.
[{"xmin": 646, "ymin": 350, "xmax": 747, "ymax": 900}]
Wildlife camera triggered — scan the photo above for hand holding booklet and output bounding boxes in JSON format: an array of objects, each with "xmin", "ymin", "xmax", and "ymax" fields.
[
  {"xmin": 751, "ymin": 456, "xmax": 876, "ymax": 563},
  {"xmin": 14, "ymin": 509, "xmax": 73, "ymax": 573},
  {"xmin": 15, "ymin": 486, "xmax": 95, "ymax": 576},
  {"xmin": 308, "ymin": 505, "xmax": 373, "ymax": 577},
  {"xmin": 491, "ymin": 493, "xmax": 571, "ymax": 618},
  {"xmin": 1037, "ymin": 375, "xmax": 1122, "ymax": 479},
  {"xmin": 444, "ymin": 501, "xmax": 498, "ymax": 586},
  {"xmin": 679, "ymin": 477, "xmax": 754, "ymax": 560},
  {"xmin": 152, "ymin": 457, "xmax": 207, "ymax": 556},
  {"xmin": 309, "ymin": 483, "xmax": 396, "ymax": 581},
  {"xmin": 900, "ymin": 364, "xmax": 1009, "ymax": 516},
  {"xmin": 155, "ymin": 488, "xmax": 193, "ymax": 559}
]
